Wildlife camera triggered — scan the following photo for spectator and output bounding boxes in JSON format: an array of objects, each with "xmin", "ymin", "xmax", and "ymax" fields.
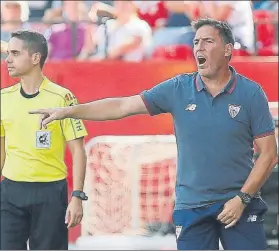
[
  {"xmin": 1, "ymin": 1, "xmax": 30, "ymax": 59},
  {"xmin": 1, "ymin": 40, "xmax": 8, "ymax": 53},
  {"xmin": 259, "ymin": 1, "xmax": 278, "ymax": 22},
  {"xmin": 253, "ymin": 0, "xmax": 278, "ymax": 11},
  {"xmin": 145, "ymin": 1, "xmax": 197, "ymax": 57},
  {"xmin": 252, "ymin": 1, "xmax": 267, "ymax": 10},
  {"xmin": 134, "ymin": 1, "xmax": 169, "ymax": 29},
  {"xmin": 164, "ymin": 1, "xmax": 198, "ymax": 27},
  {"xmin": 82, "ymin": 0, "xmax": 152, "ymax": 61},
  {"xmin": 45, "ymin": 1, "xmax": 87, "ymax": 60},
  {"xmin": 1, "ymin": 1, "xmax": 30, "ymax": 40},
  {"xmin": 28, "ymin": 1, "xmax": 53, "ymax": 20},
  {"xmin": 199, "ymin": 1, "xmax": 255, "ymax": 53},
  {"xmin": 86, "ymin": 1, "xmax": 168, "ymax": 29}
]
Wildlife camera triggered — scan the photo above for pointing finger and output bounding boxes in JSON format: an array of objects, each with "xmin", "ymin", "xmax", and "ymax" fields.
[
  {"xmin": 29, "ymin": 109, "xmax": 49, "ymax": 115},
  {"xmin": 39, "ymin": 114, "xmax": 46, "ymax": 130},
  {"xmin": 41, "ymin": 116, "xmax": 55, "ymax": 128}
]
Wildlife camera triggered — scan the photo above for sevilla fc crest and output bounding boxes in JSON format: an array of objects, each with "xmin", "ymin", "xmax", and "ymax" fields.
[{"xmin": 228, "ymin": 104, "xmax": 241, "ymax": 118}]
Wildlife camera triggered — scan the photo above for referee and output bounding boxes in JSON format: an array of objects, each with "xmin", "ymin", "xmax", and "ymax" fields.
[
  {"xmin": 1, "ymin": 30, "xmax": 88, "ymax": 250},
  {"xmin": 31, "ymin": 18, "xmax": 278, "ymax": 250}
]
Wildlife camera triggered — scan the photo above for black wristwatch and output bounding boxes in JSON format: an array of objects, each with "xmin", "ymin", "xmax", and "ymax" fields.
[
  {"xmin": 237, "ymin": 191, "xmax": 252, "ymax": 205},
  {"xmin": 72, "ymin": 190, "xmax": 88, "ymax": 201}
]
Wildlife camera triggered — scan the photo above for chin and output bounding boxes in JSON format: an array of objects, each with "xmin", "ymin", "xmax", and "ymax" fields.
[
  {"xmin": 8, "ymin": 71, "xmax": 21, "ymax": 78},
  {"xmin": 8, "ymin": 72, "xmax": 17, "ymax": 77},
  {"xmin": 198, "ymin": 68, "xmax": 211, "ymax": 77}
]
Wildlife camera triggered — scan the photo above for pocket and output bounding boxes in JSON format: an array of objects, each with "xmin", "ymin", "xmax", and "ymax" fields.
[
  {"xmin": 249, "ymin": 198, "xmax": 268, "ymax": 214},
  {"xmin": 46, "ymin": 180, "xmax": 68, "ymax": 208},
  {"xmin": 242, "ymin": 198, "xmax": 268, "ymax": 223},
  {"xmin": 57, "ymin": 179, "xmax": 68, "ymax": 207}
]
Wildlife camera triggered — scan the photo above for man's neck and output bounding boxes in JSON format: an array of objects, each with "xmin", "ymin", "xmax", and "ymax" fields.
[
  {"xmin": 201, "ymin": 67, "xmax": 232, "ymax": 91},
  {"xmin": 20, "ymin": 71, "xmax": 44, "ymax": 95}
]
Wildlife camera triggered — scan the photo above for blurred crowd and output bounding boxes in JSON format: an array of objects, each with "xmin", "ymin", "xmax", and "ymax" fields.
[{"xmin": 1, "ymin": 0, "xmax": 278, "ymax": 61}]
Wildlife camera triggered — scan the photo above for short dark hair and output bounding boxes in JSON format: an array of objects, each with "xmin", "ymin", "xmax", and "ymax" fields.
[
  {"xmin": 11, "ymin": 30, "xmax": 48, "ymax": 68},
  {"xmin": 191, "ymin": 18, "xmax": 235, "ymax": 46}
]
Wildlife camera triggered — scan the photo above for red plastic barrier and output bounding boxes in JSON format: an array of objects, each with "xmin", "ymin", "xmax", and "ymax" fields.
[{"xmin": 1, "ymin": 58, "xmax": 278, "ymax": 241}]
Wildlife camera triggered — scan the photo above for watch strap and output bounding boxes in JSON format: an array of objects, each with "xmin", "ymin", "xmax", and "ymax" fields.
[
  {"xmin": 72, "ymin": 190, "xmax": 88, "ymax": 201},
  {"xmin": 237, "ymin": 191, "xmax": 252, "ymax": 205}
]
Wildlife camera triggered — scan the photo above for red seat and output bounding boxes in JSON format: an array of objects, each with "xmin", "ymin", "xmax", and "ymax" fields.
[
  {"xmin": 152, "ymin": 45, "xmax": 194, "ymax": 60},
  {"xmin": 233, "ymin": 49, "xmax": 251, "ymax": 56},
  {"xmin": 253, "ymin": 10, "xmax": 276, "ymax": 49},
  {"xmin": 257, "ymin": 46, "xmax": 278, "ymax": 56}
]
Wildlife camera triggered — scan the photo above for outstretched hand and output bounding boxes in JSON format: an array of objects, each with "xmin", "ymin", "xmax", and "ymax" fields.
[{"xmin": 29, "ymin": 108, "xmax": 67, "ymax": 129}]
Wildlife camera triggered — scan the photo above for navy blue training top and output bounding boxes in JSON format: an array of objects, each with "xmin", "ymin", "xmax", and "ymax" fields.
[{"xmin": 141, "ymin": 66, "xmax": 275, "ymax": 209}]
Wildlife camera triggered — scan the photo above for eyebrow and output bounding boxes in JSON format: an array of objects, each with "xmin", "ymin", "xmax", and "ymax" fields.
[
  {"xmin": 193, "ymin": 37, "xmax": 215, "ymax": 43},
  {"xmin": 7, "ymin": 49, "xmax": 21, "ymax": 53}
]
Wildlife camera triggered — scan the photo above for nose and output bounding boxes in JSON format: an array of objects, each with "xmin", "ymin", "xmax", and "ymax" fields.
[
  {"xmin": 5, "ymin": 54, "xmax": 11, "ymax": 63},
  {"xmin": 195, "ymin": 40, "xmax": 205, "ymax": 51}
]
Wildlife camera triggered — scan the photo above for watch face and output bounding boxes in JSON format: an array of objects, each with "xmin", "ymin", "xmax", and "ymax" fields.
[
  {"xmin": 72, "ymin": 191, "xmax": 88, "ymax": 200},
  {"xmin": 243, "ymin": 194, "xmax": 251, "ymax": 203}
]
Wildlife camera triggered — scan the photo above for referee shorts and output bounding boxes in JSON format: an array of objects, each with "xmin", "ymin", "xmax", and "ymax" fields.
[
  {"xmin": 173, "ymin": 198, "xmax": 268, "ymax": 250},
  {"xmin": 1, "ymin": 178, "xmax": 68, "ymax": 250}
]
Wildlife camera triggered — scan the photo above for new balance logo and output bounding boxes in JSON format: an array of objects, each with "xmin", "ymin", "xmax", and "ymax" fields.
[
  {"xmin": 247, "ymin": 215, "xmax": 257, "ymax": 222},
  {"xmin": 185, "ymin": 104, "xmax": 197, "ymax": 111}
]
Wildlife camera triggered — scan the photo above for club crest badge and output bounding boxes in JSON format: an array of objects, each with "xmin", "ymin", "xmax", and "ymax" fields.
[{"xmin": 228, "ymin": 104, "xmax": 241, "ymax": 118}]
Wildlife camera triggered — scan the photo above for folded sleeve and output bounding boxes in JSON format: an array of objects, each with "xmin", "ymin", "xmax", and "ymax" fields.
[
  {"xmin": 250, "ymin": 87, "xmax": 275, "ymax": 139},
  {"xmin": 61, "ymin": 91, "xmax": 88, "ymax": 141},
  {"xmin": 140, "ymin": 77, "xmax": 177, "ymax": 116}
]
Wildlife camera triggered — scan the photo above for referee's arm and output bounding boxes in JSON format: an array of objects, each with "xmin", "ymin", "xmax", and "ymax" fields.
[
  {"xmin": 60, "ymin": 91, "xmax": 88, "ymax": 228},
  {"xmin": 65, "ymin": 137, "xmax": 87, "ymax": 228},
  {"xmin": 1, "ymin": 122, "xmax": 6, "ymax": 172},
  {"xmin": 67, "ymin": 138, "xmax": 87, "ymax": 192},
  {"xmin": 0, "ymin": 137, "xmax": 5, "ymax": 172}
]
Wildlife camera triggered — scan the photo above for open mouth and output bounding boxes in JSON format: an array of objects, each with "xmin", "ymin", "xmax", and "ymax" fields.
[{"xmin": 197, "ymin": 56, "xmax": 207, "ymax": 66}]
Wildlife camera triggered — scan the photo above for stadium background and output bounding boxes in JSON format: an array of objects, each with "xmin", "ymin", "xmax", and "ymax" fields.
[{"xmin": 1, "ymin": 1, "xmax": 278, "ymax": 250}]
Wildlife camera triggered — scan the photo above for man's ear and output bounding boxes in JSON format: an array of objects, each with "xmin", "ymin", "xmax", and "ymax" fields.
[
  {"xmin": 225, "ymin": 43, "xmax": 233, "ymax": 58},
  {"xmin": 32, "ymin": 52, "xmax": 41, "ymax": 66}
]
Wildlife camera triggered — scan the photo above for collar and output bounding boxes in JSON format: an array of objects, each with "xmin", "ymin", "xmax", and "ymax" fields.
[
  {"xmin": 20, "ymin": 76, "xmax": 48, "ymax": 99},
  {"xmin": 39, "ymin": 76, "xmax": 48, "ymax": 92},
  {"xmin": 195, "ymin": 66, "xmax": 237, "ymax": 94}
]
